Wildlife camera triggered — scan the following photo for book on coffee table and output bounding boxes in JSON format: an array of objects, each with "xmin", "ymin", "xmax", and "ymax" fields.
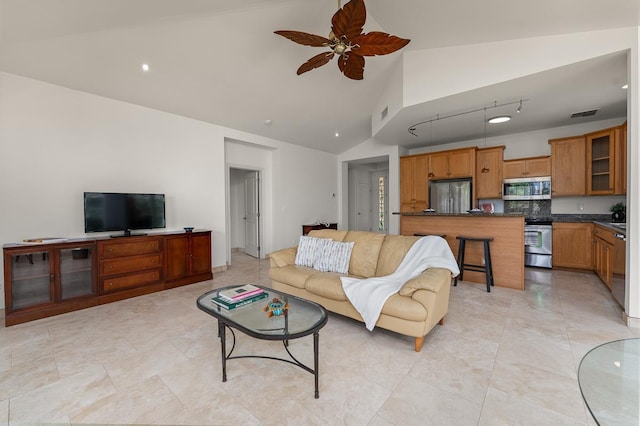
[
  {"xmin": 211, "ymin": 291, "xmax": 268, "ymax": 310},
  {"xmin": 218, "ymin": 284, "xmax": 263, "ymax": 301}
]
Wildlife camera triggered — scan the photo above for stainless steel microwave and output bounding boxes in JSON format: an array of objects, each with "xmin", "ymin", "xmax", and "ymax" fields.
[{"xmin": 503, "ymin": 177, "xmax": 551, "ymax": 200}]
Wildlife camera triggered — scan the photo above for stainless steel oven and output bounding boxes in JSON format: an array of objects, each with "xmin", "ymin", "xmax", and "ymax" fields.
[{"xmin": 524, "ymin": 219, "xmax": 552, "ymax": 268}]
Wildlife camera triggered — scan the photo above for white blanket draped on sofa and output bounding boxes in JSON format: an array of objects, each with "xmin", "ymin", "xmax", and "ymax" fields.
[{"xmin": 341, "ymin": 236, "xmax": 460, "ymax": 331}]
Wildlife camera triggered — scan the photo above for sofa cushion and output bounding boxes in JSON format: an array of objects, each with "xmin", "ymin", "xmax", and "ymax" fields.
[
  {"xmin": 268, "ymin": 265, "xmax": 317, "ymax": 289},
  {"xmin": 308, "ymin": 229, "xmax": 348, "ymax": 241},
  {"xmin": 380, "ymin": 293, "xmax": 427, "ymax": 321},
  {"xmin": 294, "ymin": 236, "xmax": 331, "ymax": 268},
  {"xmin": 304, "ymin": 272, "xmax": 349, "ymax": 301},
  {"xmin": 376, "ymin": 234, "xmax": 421, "ymax": 276},
  {"xmin": 344, "ymin": 231, "xmax": 386, "ymax": 278},
  {"xmin": 314, "ymin": 240, "xmax": 355, "ymax": 274}
]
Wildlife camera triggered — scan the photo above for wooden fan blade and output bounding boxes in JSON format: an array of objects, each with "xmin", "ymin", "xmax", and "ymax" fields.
[
  {"xmin": 338, "ymin": 53, "xmax": 365, "ymax": 80},
  {"xmin": 352, "ymin": 32, "xmax": 411, "ymax": 56},
  {"xmin": 274, "ymin": 30, "xmax": 331, "ymax": 47},
  {"xmin": 297, "ymin": 52, "xmax": 335, "ymax": 75},
  {"xmin": 331, "ymin": 0, "xmax": 366, "ymax": 41}
]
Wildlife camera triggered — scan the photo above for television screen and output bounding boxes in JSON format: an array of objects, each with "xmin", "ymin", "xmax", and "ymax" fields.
[{"xmin": 84, "ymin": 192, "xmax": 165, "ymax": 234}]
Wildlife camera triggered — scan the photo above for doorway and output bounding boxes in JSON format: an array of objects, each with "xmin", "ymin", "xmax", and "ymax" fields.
[
  {"xmin": 347, "ymin": 157, "xmax": 389, "ymax": 233},
  {"xmin": 229, "ymin": 168, "xmax": 262, "ymax": 258}
]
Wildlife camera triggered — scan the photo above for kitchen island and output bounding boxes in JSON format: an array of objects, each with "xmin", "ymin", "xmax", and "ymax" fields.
[{"xmin": 398, "ymin": 212, "xmax": 525, "ymax": 290}]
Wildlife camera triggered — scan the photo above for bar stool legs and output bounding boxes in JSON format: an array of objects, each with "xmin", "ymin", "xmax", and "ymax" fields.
[{"xmin": 453, "ymin": 236, "xmax": 494, "ymax": 292}]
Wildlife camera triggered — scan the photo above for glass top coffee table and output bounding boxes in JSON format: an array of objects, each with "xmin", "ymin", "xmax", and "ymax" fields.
[
  {"xmin": 197, "ymin": 285, "xmax": 328, "ymax": 398},
  {"xmin": 578, "ymin": 338, "xmax": 640, "ymax": 425}
]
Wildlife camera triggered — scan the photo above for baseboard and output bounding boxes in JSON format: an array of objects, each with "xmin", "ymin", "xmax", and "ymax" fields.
[{"xmin": 212, "ymin": 265, "xmax": 227, "ymax": 273}]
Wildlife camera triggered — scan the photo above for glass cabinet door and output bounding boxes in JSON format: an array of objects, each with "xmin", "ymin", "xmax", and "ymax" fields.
[
  {"xmin": 59, "ymin": 246, "xmax": 95, "ymax": 300},
  {"xmin": 10, "ymin": 251, "xmax": 53, "ymax": 310}
]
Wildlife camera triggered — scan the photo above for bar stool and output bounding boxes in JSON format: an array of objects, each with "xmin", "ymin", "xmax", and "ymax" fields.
[{"xmin": 454, "ymin": 236, "xmax": 494, "ymax": 292}]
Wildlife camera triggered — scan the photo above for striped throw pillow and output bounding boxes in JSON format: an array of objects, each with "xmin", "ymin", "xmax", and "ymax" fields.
[
  {"xmin": 294, "ymin": 236, "xmax": 332, "ymax": 268},
  {"xmin": 314, "ymin": 240, "xmax": 355, "ymax": 274}
]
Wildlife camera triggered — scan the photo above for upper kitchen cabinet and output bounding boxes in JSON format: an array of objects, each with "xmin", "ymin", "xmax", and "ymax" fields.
[
  {"xmin": 400, "ymin": 154, "xmax": 428, "ymax": 212},
  {"xmin": 475, "ymin": 146, "xmax": 505, "ymax": 199},
  {"xmin": 549, "ymin": 136, "xmax": 586, "ymax": 196},
  {"xmin": 614, "ymin": 122, "xmax": 627, "ymax": 195},
  {"xmin": 428, "ymin": 147, "xmax": 475, "ymax": 179},
  {"xmin": 586, "ymin": 126, "xmax": 620, "ymax": 195},
  {"xmin": 503, "ymin": 156, "xmax": 551, "ymax": 179}
]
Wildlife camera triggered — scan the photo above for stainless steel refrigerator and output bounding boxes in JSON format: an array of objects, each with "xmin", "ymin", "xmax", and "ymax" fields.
[{"xmin": 429, "ymin": 178, "xmax": 472, "ymax": 213}]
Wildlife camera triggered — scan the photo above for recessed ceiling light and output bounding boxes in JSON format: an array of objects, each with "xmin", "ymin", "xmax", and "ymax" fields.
[
  {"xmin": 264, "ymin": 119, "xmax": 272, "ymax": 126},
  {"xmin": 622, "ymin": 84, "xmax": 628, "ymax": 89},
  {"xmin": 488, "ymin": 115, "xmax": 511, "ymax": 124},
  {"xmin": 334, "ymin": 132, "xmax": 340, "ymax": 138},
  {"xmin": 141, "ymin": 63, "xmax": 150, "ymax": 72}
]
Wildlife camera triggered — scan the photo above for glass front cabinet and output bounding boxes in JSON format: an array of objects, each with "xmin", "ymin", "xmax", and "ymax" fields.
[{"xmin": 4, "ymin": 241, "xmax": 97, "ymax": 324}]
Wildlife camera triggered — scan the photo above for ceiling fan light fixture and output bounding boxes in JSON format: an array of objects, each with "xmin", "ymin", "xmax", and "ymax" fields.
[
  {"xmin": 488, "ymin": 115, "xmax": 511, "ymax": 124},
  {"xmin": 274, "ymin": 0, "xmax": 410, "ymax": 80}
]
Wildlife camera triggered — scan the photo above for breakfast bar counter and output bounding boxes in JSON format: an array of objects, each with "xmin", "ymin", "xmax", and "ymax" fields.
[{"xmin": 397, "ymin": 213, "xmax": 525, "ymax": 290}]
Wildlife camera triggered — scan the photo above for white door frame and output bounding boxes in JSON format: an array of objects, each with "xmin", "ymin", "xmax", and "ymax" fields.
[
  {"xmin": 244, "ymin": 170, "xmax": 260, "ymax": 258},
  {"xmin": 226, "ymin": 166, "xmax": 263, "ymax": 265}
]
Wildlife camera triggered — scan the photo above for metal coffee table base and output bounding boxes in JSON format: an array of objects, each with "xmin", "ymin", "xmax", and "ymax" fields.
[{"xmin": 218, "ymin": 320, "xmax": 321, "ymax": 398}]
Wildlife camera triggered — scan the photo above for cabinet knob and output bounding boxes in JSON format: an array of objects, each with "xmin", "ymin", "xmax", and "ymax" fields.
[
  {"xmin": 151, "ymin": 259, "xmax": 156, "ymax": 263},
  {"xmin": 108, "ymin": 282, "xmax": 113, "ymax": 287},
  {"xmin": 152, "ymin": 274, "xmax": 156, "ymax": 278},
  {"xmin": 108, "ymin": 248, "xmax": 113, "ymax": 252},
  {"xmin": 108, "ymin": 265, "xmax": 113, "ymax": 269}
]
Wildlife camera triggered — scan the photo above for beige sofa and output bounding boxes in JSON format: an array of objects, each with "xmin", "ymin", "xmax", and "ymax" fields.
[{"xmin": 268, "ymin": 229, "xmax": 455, "ymax": 351}]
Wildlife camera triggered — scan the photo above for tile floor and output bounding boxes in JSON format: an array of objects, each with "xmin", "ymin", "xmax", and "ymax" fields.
[{"xmin": 0, "ymin": 252, "xmax": 636, "ymax": 425}]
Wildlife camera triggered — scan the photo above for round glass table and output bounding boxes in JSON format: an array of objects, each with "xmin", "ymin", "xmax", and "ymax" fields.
[{"xmin": 578, "ymin": 338, "xmax": 640, "ymax": 425}]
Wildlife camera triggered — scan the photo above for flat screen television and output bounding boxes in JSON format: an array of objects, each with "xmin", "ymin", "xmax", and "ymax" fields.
[{"xmin": 84, "ymin": 192, "xmax": 166, "ymax": 237}]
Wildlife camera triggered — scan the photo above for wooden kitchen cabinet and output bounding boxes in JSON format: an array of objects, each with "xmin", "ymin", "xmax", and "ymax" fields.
[
  {"xmin": 428, "ymin": 147, "xmax": 475, "ymax": 179},
  {"xmin": 614, "ymin": 122, "xmax": 627, "ymax": 195},
  {"xmin": 503, "ymin": 156, "xmax": 551, "ymax": 178},
  {"xmin": 552, "ymin": 223, "xmax": 592, "ymax": 269},
  {"xmin": 400, "ymin": 154, "xmax": 428, "ymax": 211},
  {"xmin": 586, "ymin": 127, "xmax": 619, "ymax": 195},
  {"xmin": 593, "ymin": 224, "xmax": 615, "ymax": 289},
  {"xmin": 165, "ymin": 231, "xmax": 213, "ymax": 286},
  {"xmin": 549, "ymin": 136, "xmax": 586, "ymax": 196},
  {"xmin": 475, "ymin": 146, "xmax": 504, "ymax": 199}
]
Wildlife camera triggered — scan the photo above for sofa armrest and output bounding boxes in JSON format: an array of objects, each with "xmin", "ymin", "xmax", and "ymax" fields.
[
  {"xmin": 398, "ymin": 268, "xmax": 453, "ymax": 297},
  {"xmin": 268, "ymin": 247, "xmax": 297, "ymax": 268}
]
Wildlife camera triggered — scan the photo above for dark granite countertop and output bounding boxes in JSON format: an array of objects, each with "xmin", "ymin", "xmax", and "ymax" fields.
[
  {"xmin": 551, "ymin": 214, "xmax": 612, "ymax": 223},
  {"xmin": 393, "ymin": 212, "xmax": 525, "ymax": 217}
]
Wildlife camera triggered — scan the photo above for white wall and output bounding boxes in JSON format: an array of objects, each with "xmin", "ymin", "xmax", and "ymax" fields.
[
  {"xmin": 0, "ymin": 72, "xmax": 341, "ymax": 309},
  {"xmin": 0, "ymin": 73, "xmax": 227, "ymax": 294},
  {"xmin": 271, "ymin": 144, "xmax": 339, "ymax": 249},
  {"xmin": 401, "ymin": 27, "xmax": 636, "ymax": 108}
]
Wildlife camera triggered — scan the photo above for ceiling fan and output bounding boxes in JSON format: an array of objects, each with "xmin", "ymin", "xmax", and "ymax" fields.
[{"xmin": 275, "ymin": 0, "xmax": 410, "ymax": 80}]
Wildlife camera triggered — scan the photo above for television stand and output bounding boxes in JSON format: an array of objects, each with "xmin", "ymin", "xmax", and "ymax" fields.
[
  {"xmin": 110, "ymin": 230, "xmax": 148, "ymax": 238},
  {"xmin": 3, "ymin": 230, "xmax": 213, "ymax": 326}
]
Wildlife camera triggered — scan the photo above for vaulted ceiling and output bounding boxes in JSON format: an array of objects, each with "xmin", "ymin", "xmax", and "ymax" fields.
[{"xmin": 0, "ymin": 0, "xmax": 638, "ymax": 154}]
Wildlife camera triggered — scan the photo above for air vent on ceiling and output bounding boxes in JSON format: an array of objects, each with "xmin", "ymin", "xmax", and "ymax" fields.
[
  {"xmin": 381, "ymin": 106, "xmax": 388, "ymax": 120},
  {"xmin": 570, "ymin": 109, "xmax": 599, "ymax": 118}
]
